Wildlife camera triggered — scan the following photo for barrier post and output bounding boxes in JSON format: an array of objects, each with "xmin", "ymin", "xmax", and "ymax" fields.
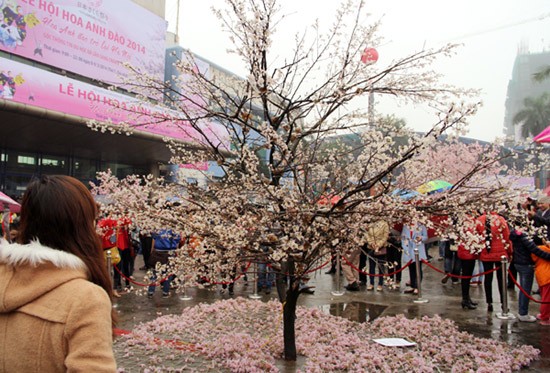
[
  {"xmin": 179, "ymin": 275, "xmax": 192, "ymax": 301},
  {"xmin": 413, "ymin": 248, "xmax": 429, "ymax": 304},
  {"xmin": 496, "ymin": 255, "xmax": 516, "ymax": 320},
  {"xmin": 106, "ymin": 249, "xmax": 113, "ymax": 281},
  {"xmin": 106, "ymin": 250, "xmax": 118, "ymax": 308},
  {"xmin": 331, "ymin": 251, "xmax": 345, "ymax": 296},
  {"xmin": 249, "ymin": 261, "xmax": 262, "ymax": 299}
]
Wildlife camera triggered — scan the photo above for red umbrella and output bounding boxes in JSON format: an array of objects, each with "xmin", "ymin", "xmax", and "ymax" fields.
[
  {"xmin": 534, "ymin": 125, "xmax": 550, "ymax": 143},
  {"xmin": 317, "ymin": 194, "xmax": 341, "ymax": 206},
  {"xmin": 0, "ymin": 192, "xmax": 21, "ymax": 213}
]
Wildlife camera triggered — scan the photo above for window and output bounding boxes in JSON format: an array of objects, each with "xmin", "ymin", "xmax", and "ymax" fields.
[
  {"xmin": 42, "ymin": 158, "xmax": 61, "ymax": 166},
  {"xmin": 73, "ymin": 158, "xmax": 97, "ymax": 181},
  {"xmin": 40, "ymin": 155, "xmax": 68, "ymax": 174},
  {"xmin": 17, "ymin": 156, "xmax": 35, "ymax": 165}
]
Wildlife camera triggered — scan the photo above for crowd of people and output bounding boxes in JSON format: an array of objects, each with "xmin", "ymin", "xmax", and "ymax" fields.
[
  {"xmin": 88, "ymin": 193, "xmax": 550, "ymax": 329},
  {"xmin": 97, "ymin": 209, "xmax": 183, "ymax": 299},
  {"xmin": 333, "ymin": 197, "xmax": 550, "ymax": 325},
  {"xmin": 90, "ymin": 193, "xmax": 550, "ymax": 330}
]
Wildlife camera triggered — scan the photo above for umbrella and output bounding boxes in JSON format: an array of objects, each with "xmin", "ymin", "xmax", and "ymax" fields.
[
  {"xmin": 534, "ymin": 125, "xmax": 550, "ymax": 143},
  {"xmin": 0, "ymin": 191, "xmax": 20, "ymax": 213},
  {"xmin": 391, "ymin": 188, "xmax": 419, "ymax": 201},
  {"xmin": 317, "ymin": 194, "xmax": 341, "ymax": 206},
  {"xmin": 416, "ymin": 180, "xmax": 452, "ymax": 195}
]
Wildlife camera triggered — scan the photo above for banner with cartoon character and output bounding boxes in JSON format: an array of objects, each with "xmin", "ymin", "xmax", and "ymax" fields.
[
  {"xmin": 0, "ymin": 0, "xmax": 167, "ymax": 93},
  {"xmin": 0, "ymin": 56, "xmax": 231, "ymax": 149}
]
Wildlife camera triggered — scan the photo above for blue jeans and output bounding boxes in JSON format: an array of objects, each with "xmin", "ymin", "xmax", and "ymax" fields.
[
  {"xmin": 438, "ymin": 240, "xmax": 446, "ymax": 258},
  {"xmin": 514, "ymin": 263, "xmax": 535, "ymax": 316},
  {"xmin": 148, "ymin": 272, "xmax": 172, "ymax": 294},
  {"xmin": 257, "ymin": 262, "xmax": 274, "ymax": 289},
  {"xmin": 444, "ymin": 251, "xmax": 461, "ymax": 281},
  {"xmin": 368, "ymin": 255, "xmax": 384, "ymax": 286}
]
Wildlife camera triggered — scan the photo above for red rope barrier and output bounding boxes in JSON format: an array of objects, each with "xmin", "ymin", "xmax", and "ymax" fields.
[
  {"xmin": 114, "ymin": 261, "xmax": 255, "ymax": 287},
  {"xmin": 113, "ymin": 263, "xmax": 172, "ymax": 287},
  {"xmin": 114, "ymin": 328, "xmax": 131, "ymax": 336},
  {"xmin": 264, "ymin": 257, "xmax": 332, "ymax": 276},
  {"xmin": 421, "ymin": 259, "xmax": 501, "ymax": 279},
  {"xmin": 507, "ymin": 269, "xmax": 550, "ymax": 304},
  {"xmin": 341, "ymin": 255, "xmax": 412, "ymax": 277},
  {"xmin": 305, "ymin": 259, "xmax": 331, "ymax": 274},
  {"xmin": 200, "ymin": 261, "xmax": 253, "ymax": 285}
]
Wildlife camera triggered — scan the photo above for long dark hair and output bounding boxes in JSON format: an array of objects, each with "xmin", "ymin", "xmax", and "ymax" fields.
[{"xmin": 18, "ymin": 175, "xmax": 116, "ymax": 328}]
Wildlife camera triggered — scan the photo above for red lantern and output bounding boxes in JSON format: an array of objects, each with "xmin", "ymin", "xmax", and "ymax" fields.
[{"xmin": 360, "ymin": 47, "xmax": 379, "ymax": 64}]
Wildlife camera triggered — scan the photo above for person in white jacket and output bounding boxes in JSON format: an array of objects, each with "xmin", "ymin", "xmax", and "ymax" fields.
[{"xmin": 401, "ymin": 221, "xmax": 428, "ymax": 294}]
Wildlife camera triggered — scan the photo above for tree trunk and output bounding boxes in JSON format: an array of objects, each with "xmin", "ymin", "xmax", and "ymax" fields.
[{"xmin": 282, "ymin": 284, "xmax": 299, "ymax": 361}]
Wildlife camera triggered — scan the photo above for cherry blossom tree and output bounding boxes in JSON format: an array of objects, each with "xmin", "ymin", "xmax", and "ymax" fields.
[{"xmin": 91, "ymin": 0, "xmax": 545, "ymax": 361}]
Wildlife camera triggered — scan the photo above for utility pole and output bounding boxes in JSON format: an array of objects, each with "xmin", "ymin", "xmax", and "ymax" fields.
[{"xmin": 175, "ymin": 0, "xmax": 180, "ymax": 43}]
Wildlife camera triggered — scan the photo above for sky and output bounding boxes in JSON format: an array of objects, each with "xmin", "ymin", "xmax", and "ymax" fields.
[{"xmin": 165, "ymin": 0, "xmax": 550, "ymax": 143}]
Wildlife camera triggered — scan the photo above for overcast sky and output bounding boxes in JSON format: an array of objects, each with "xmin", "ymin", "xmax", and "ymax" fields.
[{"xmin": 165, "ymin": 0, "xmax": 550, "ymax": 142}]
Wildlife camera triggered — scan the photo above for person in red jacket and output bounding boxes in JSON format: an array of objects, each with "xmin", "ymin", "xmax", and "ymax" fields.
[
  {"xmin": 98, "ymin": 216, "xmax": 117, "ymax": 251},
  {"xmin": 97, "ymin": 215, "xmax": 120, "ymax": 297},
  {"xmin": 476, "ymin": 211, "xmax": 513, "ymax": 312},
  {"xmin": 457, "ymin": 214, "xmax": 481, "ymax": 310},
  {"xmin": 116, "ymin": 216, "xmax": 133, "ymax": 292}
]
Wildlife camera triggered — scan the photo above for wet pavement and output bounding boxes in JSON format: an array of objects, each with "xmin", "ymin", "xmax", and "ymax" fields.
[{"xmin": 114, "ymin": 258, "xmax": 550, "ymax": 372}]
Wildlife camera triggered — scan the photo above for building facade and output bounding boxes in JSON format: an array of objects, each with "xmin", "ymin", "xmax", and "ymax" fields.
[{"xmin": 0, "ymin": 0, "xmax": 177, "ymax": 198}]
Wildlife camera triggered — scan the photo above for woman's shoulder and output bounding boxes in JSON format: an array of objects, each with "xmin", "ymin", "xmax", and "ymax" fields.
[
  {"xmin": 18, "ymin": 278, "xmax": 110, "ymax": 324},
  {"xmin": 61, "ymin": 278, "xmax": 110, "ymax": 302}
]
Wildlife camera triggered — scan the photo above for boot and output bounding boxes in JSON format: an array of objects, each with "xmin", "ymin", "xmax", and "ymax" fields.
[{"xmin": 461, "ymin": 300, "xmax": 477, "ymax": 309}]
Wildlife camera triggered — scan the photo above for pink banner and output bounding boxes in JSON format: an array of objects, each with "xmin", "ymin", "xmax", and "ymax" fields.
[
  {"xmin": 180, "ymin": 163, "xmax": 209, "ymax": 171},
  {"xmin": 0, "ymin": 0, "xmax": 166, "ymax": 87},
  {"xmin": 0, "ymin": 56, "xmax": 230, "ymax": 149}
]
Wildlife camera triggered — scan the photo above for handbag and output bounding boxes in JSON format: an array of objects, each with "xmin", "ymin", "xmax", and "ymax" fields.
[{"xmin": 104, "ymin": 246, "xmax": 121, "ymax": 265}]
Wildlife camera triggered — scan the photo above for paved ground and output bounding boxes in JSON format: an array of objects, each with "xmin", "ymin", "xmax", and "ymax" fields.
[{"xmin": 114, "ymin": 256, "xmax": 550, "ymax": 372}]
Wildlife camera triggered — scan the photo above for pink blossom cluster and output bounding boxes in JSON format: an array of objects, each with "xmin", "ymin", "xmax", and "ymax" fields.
[{"xmin": 114, "ymin": 299, "xmax": 539, "ymax": 372}]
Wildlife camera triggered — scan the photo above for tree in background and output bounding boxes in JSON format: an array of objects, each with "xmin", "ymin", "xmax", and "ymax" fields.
[
  {"xmin": 92, "ymin": 0, "xmax": 543, "ymax": 361},
  {"xmin": 533, "ymin": 65, "xmax": 550, "ymax": 83},
  {"xmin": 513, "ymin": 93, "xmax": 550, "ymax": 138}
]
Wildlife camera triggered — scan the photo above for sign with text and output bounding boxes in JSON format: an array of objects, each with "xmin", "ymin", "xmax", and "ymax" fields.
[
  {"xmin": 0, "ymin": 56, "xmax": 230, "ymax": 149},
  {"xmin": 0, "ymin": 0, "xmax": 167, "ymax": 86}
]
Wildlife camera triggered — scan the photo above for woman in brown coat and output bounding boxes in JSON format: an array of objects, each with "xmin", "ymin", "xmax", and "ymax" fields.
[{"xmin": 0, "ymin": 175, "xmax": 117, "ymax": 372}]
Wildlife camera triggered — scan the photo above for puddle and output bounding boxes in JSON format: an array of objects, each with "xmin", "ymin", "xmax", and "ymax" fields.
[{"xmin": 317, "ymin": 301, "xmax": 387, "ymax": 323}]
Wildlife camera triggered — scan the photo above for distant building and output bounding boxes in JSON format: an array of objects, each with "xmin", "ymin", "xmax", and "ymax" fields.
[
  {"xmin": 0, "ymin": 0, "xmax": 174, "ymax": 197},
  {"xmin": 0, "ymin": 0, "xmax": 236, "ymax": 196},
  {"xmin": 503, "ymin": 50, "xmax": 550, "ymax": 142}
]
